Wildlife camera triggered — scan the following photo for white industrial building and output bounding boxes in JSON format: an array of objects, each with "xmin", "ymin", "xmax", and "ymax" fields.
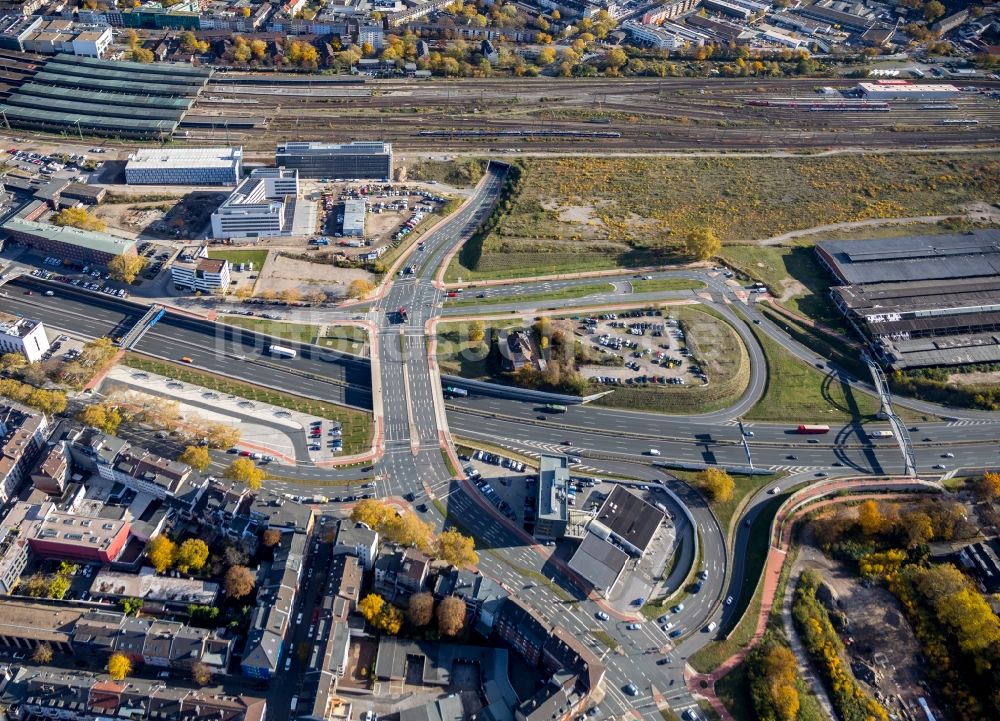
[
  {"xmin": 210, "ymin": 167, "xmax": 300, "ymax": 239},
  {"xmin": 342, "ymin": 199, "xmax": 365, "ymax": 237},
  {"xmin": 125, "ymin": 147, "xmax": 243, "ymax": 186},
  {"xmin": 170, "ymin": 245, "xmax": 232, "ymax": 293},
  {"xmin": 0, "ymin": 313, "xmax": 50, "ymax": 362},
  {"xmin": 856, "ymin": 82, "xmax": 960, "ymax": 100},
  {"xmin": 623, "ymin": 19, "xmax": 707, "ymax": 49}
]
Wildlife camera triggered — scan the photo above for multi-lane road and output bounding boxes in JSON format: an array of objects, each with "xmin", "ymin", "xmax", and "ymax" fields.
[{"xmin": 3, "ymin": 161, "xmax": 1000, "ymax": 719}]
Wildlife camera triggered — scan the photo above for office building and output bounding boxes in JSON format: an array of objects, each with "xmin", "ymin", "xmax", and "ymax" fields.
[
  {"xmin": 275, "ymin": 141, "xmax": 393, "ymax": 180},
  {"xmin": 125, "ymin": 147, "xmax": 243, "ymax": 186},
  {"xmin": 210, "ymin": 168, "xmax": 299, "ymax": 239},
  {"xmin": 342, "ymin": 199, "xmax": 365, "ymax": 236},
  {"xmin": 0, "ymin": 313, "xmax": 50, "ymax": 362},
  {"xmin": 534, "ymin": 455, "xmax": 569, "ymax": 541},
  {"xmin": 170, "ymin": 245, "xmax": 231, "ymax": 293},
  {"xmin": 2, "ymin": 216, "xmax": 137, "ymax": 267}
]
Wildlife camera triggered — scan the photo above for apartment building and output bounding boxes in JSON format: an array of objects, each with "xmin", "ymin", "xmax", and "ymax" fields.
[
  {"xmin": 170, "ymin": 244, "xmax": 231, "ymax": 292},
  {"xmin": 0, "ymin": 403, "xmax": 49, "ymax": 505},
  {"xmin": 0, "ymin": 313, "xmax": 50, "ymax": 362}
]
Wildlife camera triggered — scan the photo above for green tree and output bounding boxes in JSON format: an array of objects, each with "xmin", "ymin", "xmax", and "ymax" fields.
[
  {"xmin": 32, "ymin": 642, "xmax": 53, "ymax": 664},
  {"xmin": 858, "ymin": 499, "xmax": 883, "ymax": 536},
  {"xmin": 108, "ymin": 255, "xmax": 148, "ymax": 284},
  {"xmin": 224, "ymin": 565, "xmax": 256, "ymax": 598},
  {"xmin": 174, "ymin": 538, "xmax": 209, "ymax": 574},
  {"xmin": 120, "ymin": 597, "xmax": 143, "ymax": 616},
  {"xmin": 437, "ymin": 595, "xmax": 466, "ymax": 636},
  {"xmin": 436, "ymin": 528, "xmax": 479, "ymax": 567},
  {"xmin": 696, "ymin": 467, "xmax": 734, "ymax": 503},
  {"xmin": 924, "ymin": 0, "xmax": 945, "ymax": 22},
  {"xmin": 76, "ymin": 402, "xmax": 122, "ymax": 434},
  {"xmin": 347, "ymin": 278, "xmax": 374, "ymax": 299},
  {"xmin": 108, "ymin": 652, "xmax": 132, "ymax": 680},
  {"xmin": 407, "ymin": 591, "xmax": 435, "ymax": 626},
  {"xmin": 223, "ymin": 457, "xmax": 265, "ymax": 490},
  {"xmin": 606, "ymin": 47, "xmax": 627, "ymax": 69},
  {"xmin": 146, "ymin": 535, "xmax": 176, "ymax": 573},
  {"xmin": 178, "ymin": 445, "xmax": 211, "ymax": 472},
  {"xmin": 359, "ymin": 593, "xmax": 385, "ymax": 625},
  {"xmin": 683, "ymin": 227, "xmax": 721, "ymax": 261},
  {"xmin": 0, "ymin": 352, "xmax": 27, "ymax": 373},
  {"xmin": 469, "ymin": 320, "xmax": 485, "ymax": 343},
  {"xmin": 48, "ymin": 574, "xmax": 70, "ymax": 600},
  {"xmin": 53, "ymin": 207, "xmax": 105, "ymax": 232}
]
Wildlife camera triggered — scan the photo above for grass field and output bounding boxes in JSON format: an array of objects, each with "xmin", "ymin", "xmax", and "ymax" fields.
[
  {"xmin": 121, "ymin": 354, "xmax": 372, "ymax": 455},
  {"xmin": 668, "ymin": 468, "xmax": 781, "ymax": 541},
  {"xmin": 207, "ymin": 249, "xmax": 269, "ymax": 269},
  {"xmin": 592, "ymin": 305, "xmax": 751, "ymax": 415},
  {"xmin": 445, "ymin": 153, "xmax": 1000, "ymax": 281},
  {"xmin": 744, "ymin": 319, "xmax": 883, "ymax": 423},
  {"xmin": 436, "ymin": 318, "xmax": 523, "ymax": 379},
  {"xmin": 630, "ymin": 278, "xmax": 705, "ymax": 293},
  {"xmin": 317, "ymin": 325, "xmax": 370, "ymax": 355},
  {"xmin": 220, "ymin": 316, "xmax": 320, "ymax": 344},
  {"xmin": 446, "ymin": 283, "xmax": 611, "ymax": 308},
  {"xmin": 717, "ymin": 244, "xmax": 846, "ymax": 327}
]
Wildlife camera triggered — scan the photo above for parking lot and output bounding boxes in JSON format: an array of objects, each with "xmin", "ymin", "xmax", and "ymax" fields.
[
  {"xmin": 577, "ymin": 310, "xmax": 707, "ymax": 388},
  {"xmin": 462, "ymin": 449, "xmax": 531, "ymax": 525},
  {"xmin": 28, "ymin": 262, "xmax": 132, "ymax": 300}
]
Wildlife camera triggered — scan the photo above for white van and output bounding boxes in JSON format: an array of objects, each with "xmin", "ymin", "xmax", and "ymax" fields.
[
  {"xmin": 648, "ymin": 449, "xmax": 661, "ymax": 456},
  {"xmin": 705, "ymin": 622, "xmax": 717, "ymax": 633}
]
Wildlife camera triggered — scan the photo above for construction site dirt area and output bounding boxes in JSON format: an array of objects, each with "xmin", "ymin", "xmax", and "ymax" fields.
[
  {"xmin": 254, "ymin": 252, "xmax": 374, "ymax": 299},
  {"xmin": 95, "ymin": 192, "xmax": 228, "ymax": 241},
  {"xmin": 808, "ymin": 553, "xmax": 939, "ymax": 721}
]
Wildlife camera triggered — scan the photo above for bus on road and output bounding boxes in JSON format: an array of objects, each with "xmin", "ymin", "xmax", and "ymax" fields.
[
  {"xmin": 443, "ymin": 386, "xmax": 468, "ymax": 397},
  {"xmin": 544, "ymin": 404, "xmax": 568, "ymax": 414},
  {"xmin": 267, "ymin": 344, "xmax": 297, "ymax": 359},
  {"xmin": 796, "ymin": 424, "xmax": 830, "ymax": 434},
  {"xmin": 868, "ymin": 430, "xmax": 894, "ymax": 439}
]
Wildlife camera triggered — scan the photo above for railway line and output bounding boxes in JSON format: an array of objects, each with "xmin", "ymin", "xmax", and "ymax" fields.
[{"xmin": 183, "ymin": 74, "xmax": 1000, "ymax": 152}]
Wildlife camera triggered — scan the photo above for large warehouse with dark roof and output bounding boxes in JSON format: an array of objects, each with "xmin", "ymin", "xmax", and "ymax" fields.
[{"xmin": 816, "ymin": 231, "xmax": 1000, "ymax": 368}]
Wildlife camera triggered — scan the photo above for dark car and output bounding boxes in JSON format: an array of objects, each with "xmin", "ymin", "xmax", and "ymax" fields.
[
  {"xmin": 416, "ymin": 503, "xmax": 428, "ymax": 512},
  {"xmin": 404, "ymin": 492, "xmax": 416, "ymax": 502}
]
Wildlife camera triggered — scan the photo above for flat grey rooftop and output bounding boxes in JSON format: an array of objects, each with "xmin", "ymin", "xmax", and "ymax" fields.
[{"xmin": 817, "ymin": 230, "xmax": 1000, "ymax": 285}]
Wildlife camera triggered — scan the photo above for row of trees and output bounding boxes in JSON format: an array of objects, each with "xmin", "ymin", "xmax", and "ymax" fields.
[
  {"xmin": 746, "ymin": 634, "xmax": 801, "ymax": 721},
  {"xmin": 145, "ymin": 536, "xmax": 210, "ymax": 574},
  {"xmin": 888, "ymin": 562, "xmax": 1000, "ymax": 721},
  {"xmin": 76, "ymin": 393, "xmax": 241, "ymax": 450},
  {"xmin": 792, "ymin": 570, "xmax": 888, "ymax": 721},
  {"xmin": 359, "ymin": 591, "xmax": 468, "ymax": 637},
  {"xmin": 234, "ymin": 285, "xmax": 331, "ymax": 304},
  {"xmin": 0, "ymin": 377, "xmax": 66, "ymax": 415},
  {"xmin": 1, "ymin": 336, "xmax": 116, "ymax": 393},
  {"xmin": 814, "ymin": 497, "xmax": 972, "ymax": 553},
  {"xmin": 350, "ymin": 499, "xmax": 478, "ymax": 567},
  {"xmin": 53, "ymin": 207, "xmax": 106, "ymax": 233},
  {"xmin": 20, "ymin": 561, "xmax": 77, "ymax": 600}
]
